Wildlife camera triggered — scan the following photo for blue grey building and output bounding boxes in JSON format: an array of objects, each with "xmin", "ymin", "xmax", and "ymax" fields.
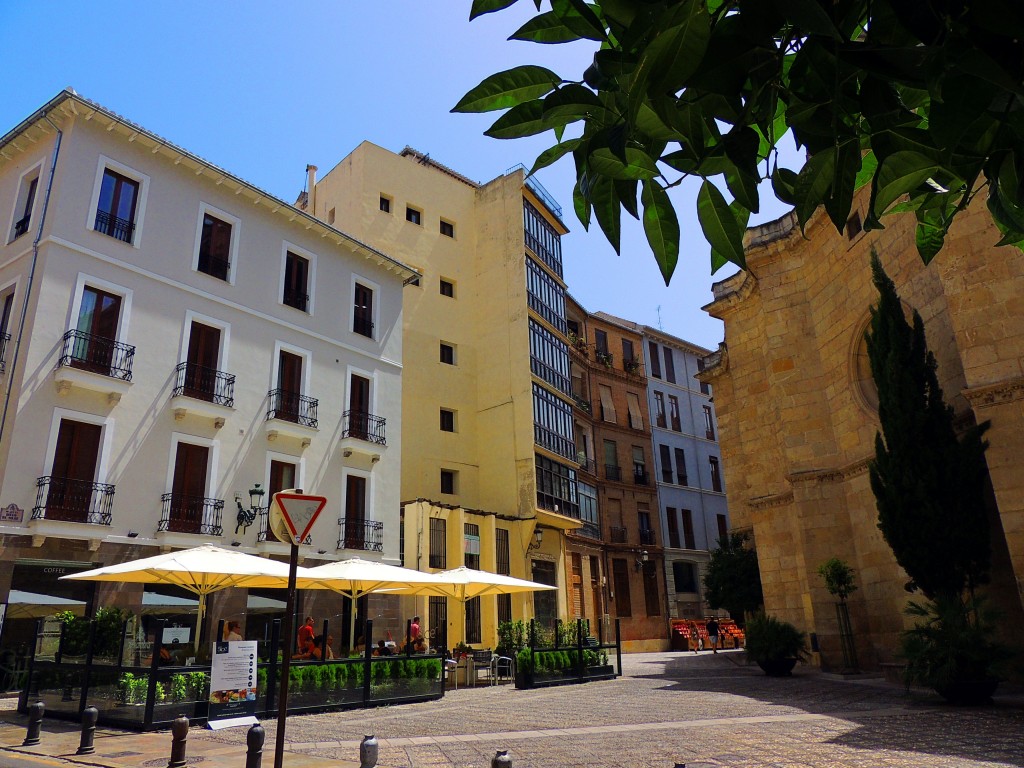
[{"xmin": 642, "ymin": 327, "xmax": 729, "ymax": 620}]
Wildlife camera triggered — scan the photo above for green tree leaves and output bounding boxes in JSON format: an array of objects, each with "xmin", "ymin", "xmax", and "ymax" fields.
[{"xmin": 460, "ymin": 0, "xmax": 1024, "ymax": 283}]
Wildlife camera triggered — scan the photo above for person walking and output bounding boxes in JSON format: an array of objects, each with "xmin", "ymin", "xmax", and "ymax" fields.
[{"xmin": 706, "ymin": 617, "xmax": 720, "ymax": 654}]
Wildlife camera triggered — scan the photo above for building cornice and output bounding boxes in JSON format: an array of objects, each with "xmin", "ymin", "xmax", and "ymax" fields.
[
  {"xmin": 962, "ymin": 375, "xmax": 1024, "ymax": 409},
  {"xmin": 1, "ymin": 90, "xmax": 421, "ymax": 283},
  {"xmin": 786, "ymin": 456, "xmax": 872, "ymax": 485},
  {"xmin": 747, "ymin": 491, "xmax": 793, "ymax": 510},
  {"xmin": 696, "ymin": 344, "xmax": 728, "ymax": 382}
]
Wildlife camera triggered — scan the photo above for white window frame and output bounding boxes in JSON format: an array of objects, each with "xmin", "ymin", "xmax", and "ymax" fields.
[
  {"xmin": 43, "ymin": 407, "xmax": 115, "ymax": 483},
  {"xmin": 67, "ymin": 273, "xmax": 134, "ymax": 342},
  {"xmin": 191, "ymin": 202, "xmax": 241, "ymax": 285},
  {"xmin": 165, "ymin": 432, "xmax": 220, "ymax": 498},
  {"xmin": 350, "ymin": 273, "xmax": 380, "ymax": 340},
  {"xmin": 269, "ymin": 340, "xmax": 313, "ymax": 396},
  {"xmin": 86, "ymin": 155, "xmax": 151, "ymax": 248},
  {"xmin": 179, "ymin": 310, "xmax": 231, "ymax": 368},
  {"xmin": 6, "ymin": 157, "xmax": 45, "ymax": 244},
  {"xmin": 341, "ymin": 465, "xmax": 374, "ymax": 521},
  {"xmin": 279, "ymin": 241, "xmax": 317, "ymax": 316},
  {"xmin": 264, "ymin": 450, "xmax": 306, "ymax": 495}
]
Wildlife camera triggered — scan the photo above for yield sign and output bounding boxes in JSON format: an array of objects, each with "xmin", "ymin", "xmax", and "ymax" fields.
[{"xmin": 271, "ymin": 492, "xmax": 327, "ymax": 546}]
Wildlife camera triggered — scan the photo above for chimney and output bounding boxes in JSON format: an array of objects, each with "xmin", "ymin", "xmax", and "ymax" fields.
[{"xmin": 305, "ymin": 164, "xmax": 318, "ymax": 214}]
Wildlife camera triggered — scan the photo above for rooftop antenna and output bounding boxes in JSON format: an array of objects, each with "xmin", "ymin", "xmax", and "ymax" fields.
[{"xmin": 656, "ymin": 305, "xmax": 663, "ymax": 331}]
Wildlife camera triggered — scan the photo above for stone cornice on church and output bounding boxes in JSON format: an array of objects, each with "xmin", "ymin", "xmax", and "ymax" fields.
[
  {"xmin": 786, "ymin": 456, "xmax": 872, "ymax": 485},
  {"xmin": 962, "ymin": 375, "xmax": 1024, "ymax": 409}
]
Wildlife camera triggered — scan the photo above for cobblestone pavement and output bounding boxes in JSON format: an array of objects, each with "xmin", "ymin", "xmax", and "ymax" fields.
[{"xmin": 2, "ymin": 650, "xmax": 1023, "ymax": 768}]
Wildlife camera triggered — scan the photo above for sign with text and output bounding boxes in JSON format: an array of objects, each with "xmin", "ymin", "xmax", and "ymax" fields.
[
  {"xmin": 208, "ymin": 640, "xmax": 258, "ymax": 723},
  {"xmin": 269, "ymin": 491, "xmax": 327, "ymax": 546}
]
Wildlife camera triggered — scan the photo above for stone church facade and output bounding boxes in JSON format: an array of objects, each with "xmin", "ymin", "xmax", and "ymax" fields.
[{"xmin": 700, "ymin": 194, "xmax": 1024, "ymax": 670}]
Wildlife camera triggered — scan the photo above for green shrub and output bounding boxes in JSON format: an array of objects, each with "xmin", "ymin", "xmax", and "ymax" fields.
[
  {"xmin": 744, "ymin": 613, "xmax": 808, "ymax": 664},
  {"xmin": 169, "ymin": 674, "xmax": 188, "ymax": 703},
  {"xmin": 516, "ymin": 647, "xmax": 533, "ymax": 674}
]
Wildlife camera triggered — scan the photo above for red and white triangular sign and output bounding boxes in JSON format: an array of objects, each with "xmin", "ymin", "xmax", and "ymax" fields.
[{"xmin": 272, "ymin": 492, "xmax": 327, "ymax": 546}]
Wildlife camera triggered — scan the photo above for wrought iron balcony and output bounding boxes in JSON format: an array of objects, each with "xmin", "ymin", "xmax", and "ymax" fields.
[
  {"xmin": 58, "ymin": 330, "xmax": 135, "ymax": 380},
  {"xmin": 604, "ymin": 464, "xmax": 621, "ymax": 482},
  {"xmin": 624, "ymin": 357, "xmax": 642, "ymax": 375},
  {"xmin": 32, "ymin": 476, "xmax": 114, "ymax": 525},
  {"xmin": 677, "ymin": 473, "xmax": 688, "ymax": 486},
  {"xmin": 596, "ymin": 351, "xmax": 614, "ymax": 368},
  {"xmin": 13, "ymin": 214, "xmax": 30, "ymax": 239},
  {"xmin": 173, "ymin": 362, "xmax": 235, "ymax": 407},
  {"xmin": 337, "ymin": 518, "xmax": 384, "ymax": 552},
  {"xmin": 159, "ymin": 492, "xmax": 224, "ymax": 536},
  {"xmin": 197, "ymin": 253, "xmax": 230, "ymax": 281},
  {"xmin": 639, "ymin": 528, "xmax": 657, "ymax": 546},
  {"xmin": 267, "ymin": 389, "xmax": 318, "ymax": 429},
  {"xmin": 671, "ymin": 417, "xmax": 682, "ymax": 431},
  {"xmin": 353, "ymin": 315, "xmax": 374, "ymax": 338},
  {"xmin": 257, "ymin": 507, "xmax": 309, "ymax": 544},
  {"xmin": 578, "ymin": 521, "xmax": 601, "ymax": 540},
  {"xmin": 283, "ymin": 290, "xmax": 309, "ymax": 312},
  {"xmin": 634, "ymin": 469, "xmax": 649, "ymax": 486},
  {"xmin": 706, "ymin": 428, "xmax": 715, "ymax": 440},
  {"xmin": 577, "ymin": 455, "xmax": 596, "ymax": 475},
  {"xmin": 573, "ymin": 395, "xmax": 591, "ymax": 413},
  {"xmin": 0, "ymin": 332, "xmax": 9, "ymax": 373},
  {"xmin": 342, "ymin": 410, "xmax": 387, "ymax": 445},
  {"xmin": 609, "ymin": 526, "xmax": 628, "ymax": 544},
  {"xmin": 93, "ymin": 209, "xmax": 134, "ymax": 243}
]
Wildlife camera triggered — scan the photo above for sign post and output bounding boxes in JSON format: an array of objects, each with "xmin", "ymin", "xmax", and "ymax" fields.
[{"xmin": 268, "ymin": 489, "xmax": 326, "ymax": 768}]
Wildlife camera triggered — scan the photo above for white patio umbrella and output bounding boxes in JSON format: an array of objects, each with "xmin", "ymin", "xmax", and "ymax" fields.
[
  {"xmin": 301, "ymin": 558, "xmax": 449, "ymax": 652},
  {"xmin": 382, "ymin": 566, "xmax": 557, "ymax": 648},
  {"xmin": 60, "ymin": 544, "xmax": 313, "ymax": 653}
]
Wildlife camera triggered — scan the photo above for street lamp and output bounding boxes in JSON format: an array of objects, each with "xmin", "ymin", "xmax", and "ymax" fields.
[
  {"xmin": 235, "ymin": 483, "xmax": 265, "ymax": 535},
  {"xmin": 635, "ymin": 550, "xmax": 649, "ymax": 571},
  {"xmin": 527, "ymin": 527, "xmax": 544, "ymax": 552}
]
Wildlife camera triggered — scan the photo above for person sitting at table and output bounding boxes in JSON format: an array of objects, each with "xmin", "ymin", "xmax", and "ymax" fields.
[
  {"xmin": 373, "ymin": 639, "xmax": 393, "ymax": 657},
  {"xmin": 413, "ymin": 635, "xmax": 428, "ymax": 654},
  {"xmin": 294, "ymin": 635, "xmax": 327, "ymax": 661},
  {"xmin": 324, "ymin": 634, "xmax": 336, "ymax": 660},
  {"xmin": 352, "ymin": 635, "xmax": 366, "ymax": 656}
]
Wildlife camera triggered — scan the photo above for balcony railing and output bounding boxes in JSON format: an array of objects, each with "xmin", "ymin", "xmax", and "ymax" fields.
[
  {"xmin": 609, "ymin": 526, "xmax": 628, "ymax": 544},
  {"xmin": 573, "ymin": 395, "xmax": 591, "ymax": 413},
  {"xmin": 59, "ymin": 330, "xmax": 135, "ymax": 381},
  {"xmin": 634, "ymin": 470, "xmax": 649, "ymax": 486},
  {"xmin": 257, "ymin": 507, "xmax": 309, "ymax": 544},
  {"xmin": 159, "ymin": 492, "xmax": 224, "ymax": 536},
  {"xmin": 173, "ymin": 362, "xmax": 235, "ymax": 407},
  {"xmin": 596, "ymin": 351, "xmax": 613, "ymax": 368},
  {"xmin": 526, "ymin": 292, "xmax": 568, "ymax": 335},
  {"xmin": 534, "ymin": 424, "xmax": 577, "ymax": 462},
  {"xmin": 604, "ymin": 464, "xmax": 621, "ymax": 482},
  {"xmin": 197, "ymin": 253, "xmax": 230, "ymax": 281},
  {"xmin": 639, "ymin": 528, "xmax": 657, "ymax": 546},
  {"xmin": 578, "ymin": 520, "xmax": 601, "ymax": 540},
  {"xmin": 677, "ymin": 474, "xmax": 688, "ymax": 486},
  {"xmin": 353, "ymin": 315, "xmax": 374, "ymax": 338},
  {"xmin": 338, "ymin": 518, "xmax": 384, "ymax": 552},
  {"xmin": 0, "ymin": 332, "xmax": 10, "ymax": 373},
  {"xmin": 283, "ymin": 290, "xmax": 309, "ymax": 312},
  {"xmin": 32, "ymin": 476, "xmax": 114, "ymax": 525},
  {"xmin": 524, "ymin": 230, "xmax": 563, "ymax": 278},
  {"xmin": 671, "ymin": 417, "xmax": 682, "ymax": 431},
  {"xmin": 266, "ymin": 389, "xmax": 318, "ymax": 428},
  {"xmin": 13, "ymin": 214, "xmax": 30, "ymax": 239},
  {"xmin": 624, "ymin": 357, "xmax": 642, "ymax": 375},
  {"xmin": 661, "ymin": 470, "xmax": 673, "ymax": 484},
  {"xmin": 342, "ymin": 410, "xmax": 387, "ymax": 445},
  {"xmin": 93, "ymin": 209, "xmax": 134, "ymax": 243},
  {"xmin": 577, "ymin": 455, "xmax": 596, "ymax": 475},
  {"xmin": 706, "ymin": 428, "xmax": 715, "ymax": 440}
]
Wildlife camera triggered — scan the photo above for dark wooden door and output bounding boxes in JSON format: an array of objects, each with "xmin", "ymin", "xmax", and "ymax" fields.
[
  {"xmin": 170, "ymin": 442, "xmax": 209, "ymax": 533},
  {"xmin": 48, "ymin": 420, "xmax": 102, "ymax": 522},
  {"xmin": 277, "ymin": 351, "xmax": 303, "ymax": 421},
  {"xmin": 348, "ymin": 374, "xmax": 370, "ymax": 439},
  {"xmin": 343, "ymin": 474, "xmax": 366, "ymax": 549},
  {"xmin": 185, "ymin": 322, "xmax": 220, "ymax": 400}
]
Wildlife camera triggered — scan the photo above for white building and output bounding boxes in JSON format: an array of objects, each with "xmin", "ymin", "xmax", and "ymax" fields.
[{"xmin": 0, "ymin": 90, "xmax": 418, "ymax": 654}]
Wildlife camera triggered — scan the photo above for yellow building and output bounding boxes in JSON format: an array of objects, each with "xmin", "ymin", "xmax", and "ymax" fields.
[
  {"xmin": 305, "ymin": 145, "xmax": 583, "ymax": 647},
  {"xmin": 699, "ymin": 196, "xmax": 1024, "ymax": 670}
]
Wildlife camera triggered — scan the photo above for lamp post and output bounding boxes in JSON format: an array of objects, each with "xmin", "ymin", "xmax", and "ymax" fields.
[{"xmin": 235, "ymin": 483, "xmax": 265, "ymax": 535}]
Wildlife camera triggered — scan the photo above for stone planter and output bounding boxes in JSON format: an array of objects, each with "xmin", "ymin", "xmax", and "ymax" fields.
[
  {"xmin": 934, "ymin": 678, "xmax": 999, "ymax": 706},
  {"xmin": 756, "ymin": 657, "xmax": 797, "ymax": 677}
]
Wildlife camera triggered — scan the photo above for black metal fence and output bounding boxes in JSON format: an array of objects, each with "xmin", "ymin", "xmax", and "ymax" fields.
[
  {"xmin": 158, "ymin": 493, "xmax": 224, "ymax": 536},
  {"xmin": 19, "ymin": 617, "xmax": 444, "ymax": 731},
  {"xmin": 32, "ymin": 477, "xmax": 114, "ymax": 525},
  {"xmin": 514, "ymin": 618, "xmax": 621, "ymax": 690},
  {"xmin": 59, "ymin": 330, "xmax": 135, "ymax": 380},
  {"xmin": 342, "ymin": 410, "xmax": 387, "ymax": 445},
  {"xmin": 337, "ymin": 518, "xmax": 384, "ymax": 552},
  {"xmin": 266, "ymin": 389, "xmax": 318, "ymax": 428},
  {"xmin": 172, "ymin": 362, "xmax": 235, "ymax": 407}
]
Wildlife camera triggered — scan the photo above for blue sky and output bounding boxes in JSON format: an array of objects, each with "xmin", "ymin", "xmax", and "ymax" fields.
[{"xmin": 1, "ymin": 2, "xmax": 793, "ymax": 350}]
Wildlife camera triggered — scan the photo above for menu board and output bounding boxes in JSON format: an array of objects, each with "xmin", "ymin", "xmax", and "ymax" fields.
[{"xmin": 208, "ymin": 640, "xmax": 258, "ymax": 724}]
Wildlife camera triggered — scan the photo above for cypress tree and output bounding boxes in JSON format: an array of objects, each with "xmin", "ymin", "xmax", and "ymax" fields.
[{"xmin": 866, "ymin": 253, "xmax": 991, "ymax": 599}]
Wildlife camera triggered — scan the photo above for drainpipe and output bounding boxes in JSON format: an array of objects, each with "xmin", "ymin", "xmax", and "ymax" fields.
[{"xmin": 0, "ymin": 113, "xmax": 63, "ymax": 446}]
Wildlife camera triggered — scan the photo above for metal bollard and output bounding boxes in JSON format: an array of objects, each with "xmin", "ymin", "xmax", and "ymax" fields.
[
  {"xmin": 359, "ymin": 734, "xmax": 379, "ymax": 768},
  {"xmin": 245, "ymin": 723, "xmax": 265, "ymax": 768},
  {"xmin": 491, "ymin": 749, "xmax": 512, "ymax": 767},
  {"xmin": 167, "ymin": 714, "xmax": 189, "ymax": 768},
  {"xmin": 22, "ymin": 701, "xmax": 44, "ymax": 746},
  {"xmin": 77, "ymin": 706, "xmax": 98, "ymax": 755}
]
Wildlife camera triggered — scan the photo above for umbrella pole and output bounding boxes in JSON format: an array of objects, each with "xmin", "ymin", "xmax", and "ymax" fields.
[
  {"xmin": 348, "ymin": 592, "xmax": 358, "ymax": 654},
  {"xmin": 195, "ymin": 593, "xmax": 206, "ymax": 655}
]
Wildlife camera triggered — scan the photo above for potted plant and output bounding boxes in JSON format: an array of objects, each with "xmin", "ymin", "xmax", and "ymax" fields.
[
  {"xmin": 744, "ymin": 613, "xmax": 808, "ymax": 676},
  {"xmin": 514, "ymin": 647, "xmax": 534, "ymax": 689},
  {"xmin": 817, "ymin": 557, "xmax": 859, "ymax": 672},
  {"xmin": 900, "ymin": 595, "xmax": 1011, "ymax": 705}
]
